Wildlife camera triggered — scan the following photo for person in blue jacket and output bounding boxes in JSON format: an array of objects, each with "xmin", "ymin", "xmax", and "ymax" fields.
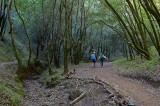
[{"xmin": 91, "ymin": 51, "xmax": 96, "ymax": 67}]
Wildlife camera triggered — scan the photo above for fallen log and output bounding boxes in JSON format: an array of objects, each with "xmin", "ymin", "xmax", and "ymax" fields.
[
  {"xmin": 67, "ymin": 77, "xmax": 116, "ymax": 94},
  {"xmin": 70, "ymin": 92, "xmax": 86, "ymax": 106}
]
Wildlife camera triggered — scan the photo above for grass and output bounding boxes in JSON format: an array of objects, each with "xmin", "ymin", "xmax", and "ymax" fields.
[
  {"xmin": 0, "ymin": 62, "xmax": 25, "ymax": 105},
  {"xmin": 113, "ymin": 46, "xmax": 160, "ymax": 81},
  {"xmin": 40, "ymin": 67, "xmax": 64, "ymax": 85},
  {"xmin": 0, "ymin": 38, "xmax": 27, "ymax": 105},
  {"xmin": 113, "ymin": 46, "xmax": 160, "ymax": 72},
  {"xmin": 0, "ymin": 77, "xmax": 24, "ymax": 105},
  {"xmin": 0, "ymin": 42, "xmax": 15, "ymax": 62},
  {"xmin": 39, "ymin": 63, "xmax": 81, "ymax": 86}
]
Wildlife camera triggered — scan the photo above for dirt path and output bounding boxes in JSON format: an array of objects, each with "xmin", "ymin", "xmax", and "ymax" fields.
[
  {"xmin": 1, "ymin": 61, "xmax": 160, "ymax": 106},
  {"xmin": 71, "ymin": 62, "xmax": 160, "ymax": 106}
]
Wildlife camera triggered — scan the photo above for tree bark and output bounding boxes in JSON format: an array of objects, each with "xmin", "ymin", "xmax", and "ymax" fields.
[{"xmin": 7, "ymin": 0, "xmax": 25, "ymax": 82}]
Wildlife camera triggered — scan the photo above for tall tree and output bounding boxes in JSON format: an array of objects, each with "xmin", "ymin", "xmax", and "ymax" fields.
[
  {"xmin": 7, "ymin": 0, "xmax": 25, "ymax": 82},
  {"xmin": 104, "ymin": 0, "xmax": 151, "ymax": 60},
  {"xmin": 0, "ymin": 0, "xmax": 8, "ymax": 41}
]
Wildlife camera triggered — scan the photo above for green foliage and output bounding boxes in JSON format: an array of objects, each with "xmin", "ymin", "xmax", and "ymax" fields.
[
  {"xmin": 0, "ymin": 42, "xmax": 15, "ymax": 61},
  {"xmin": 0, "ymin": 79, "xmax": 24, "ymax": 105},
  {"xmin": 42, "ymin": 73, "xmax": 52, "ymax": 84},
  {"xmin": 40, "ymin": 67, "xmax": 64, "ymax": 86},
  {"xmin": 114, "ymin": 46, "xmax": 160, "ymax": 72},
  {"xmin": 149, "ymin": 46, "xmax": 159, "ymax": 57},
  {"xmin": 0, "ymin": 35, "xmax": 29, "ymax": 62},
  {"xmin": 114, "ymin": 57, "xmax": 142, "ymax": 69},
  {"xmin": 143, "ymin": 57, "xmax": 160, "ymax": 72}
]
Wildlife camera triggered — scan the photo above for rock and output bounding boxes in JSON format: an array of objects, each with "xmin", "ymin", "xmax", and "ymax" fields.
[
  {"xmin": 68, "ymin": 89, "xmax": 83, "ymax": 100},
  {"xmin": 59, "ymin": 85, "xmax": 65, "ymax": 90},
  {"xmin": 116, "ymin": 92, "xmax": 124, "ymax": 99},
  {"xmin": 108, "ymin": 100, "xmax": 116, "ymax": 105},
  {"xmin": 127, "ymin": 97, "xmax": 135, "ymax": 106}
]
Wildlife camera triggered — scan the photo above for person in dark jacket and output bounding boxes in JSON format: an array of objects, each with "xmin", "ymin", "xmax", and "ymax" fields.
[{"xmin": 98, "ymin": 53, "xmax": 107, "ymax": 67}]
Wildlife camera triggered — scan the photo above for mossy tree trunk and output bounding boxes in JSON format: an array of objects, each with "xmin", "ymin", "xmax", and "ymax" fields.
[
  {"xmin": 7, "ymin": 0, "xmax": 25, "ymax": 82},
  {"xmin": 141, "ymin": 0, "xmax": 160, "ymax": 27},
  {"xmin": 139, "ymin": 0, "xmax": 160, "ymax": 56},
  {"xmin": 46, "ymin": 44, "xmax": 52, "ymax": 75},
  {"xmin": 14, "ymin": 0, "xmax": 32, "ymax": 67},
  {"xmin": 104, "ymin": 0, "xmax": 151, "ymax": 60}
]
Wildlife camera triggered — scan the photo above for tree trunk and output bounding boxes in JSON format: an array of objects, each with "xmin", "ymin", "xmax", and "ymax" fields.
[
  {"xmin": 14, "ymin": 0, "xmax": 32, "ymax": 67},
  {"xmin": 63, "ymin": 0, "xmax": 69, "ymax": 74},
  {"xmin": 0, "ymin": 0, "xmax": 7, "ymax": 41},
  {"xmin": 7, "ymin": 0, "xmax": 25, "ymax": 82}
]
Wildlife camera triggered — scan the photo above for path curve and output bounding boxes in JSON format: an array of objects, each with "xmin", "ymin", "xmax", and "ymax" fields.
[{"xmin": 71, "ymin": 62, "xmax": 160, "ymax": 106}]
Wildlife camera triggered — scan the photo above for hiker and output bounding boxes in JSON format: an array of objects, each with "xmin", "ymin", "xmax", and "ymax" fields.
[
  {"xmin": 91, "ymin": 51, "xmax": 96, "ymax": 67},
  {"xmin": 98, "ymin": 53, "xmax": 107, "ymax": 67}
]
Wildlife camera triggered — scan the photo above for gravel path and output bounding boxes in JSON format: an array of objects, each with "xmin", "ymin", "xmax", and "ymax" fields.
[{"xmin": 71, "ymin": 62, "xmax": 160, "ymax": 106}]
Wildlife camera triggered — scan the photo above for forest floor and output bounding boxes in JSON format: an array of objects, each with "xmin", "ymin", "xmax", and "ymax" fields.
[{"xmin": 1, "ymin": 61, "xmax": 160, "ymax": 106}]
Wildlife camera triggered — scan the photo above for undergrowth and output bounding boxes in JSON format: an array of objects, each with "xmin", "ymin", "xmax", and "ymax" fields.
[
  {"xmin": 114, "ymin": 46, "xmax": 159, "ymax": 72},
  {"xmin": 0, "ymin": 38, "xmax": 26, "ymax": 105},
  {"xmin": 0, "ymin": 78, "xmax": 24, "ymax": 105},
  {"xmin": 113, "ymin": 46, "xmax": 160, "ymax": 81},
  {"xmin": 0, "ymin": 42, "xmax": 15, "ymax": 62},
  {"xmin": 39, "ymin": 67, "xmax": 64, "ymax": 86},
  {"xmin": 0, "ymin": 37, "xmax": 28, "ymax": 62},
  {"xmin": 39, "ymin": 63, "xmax": 82, "ymax": 87}
]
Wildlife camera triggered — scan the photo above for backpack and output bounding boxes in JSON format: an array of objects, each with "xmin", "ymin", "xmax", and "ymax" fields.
[
  {"xmin": 99, "ymin": 54, "xmax": 106, "ymax": 60},
  {"xmin": 91, "ymin": 54, "xmax": 95, "ymax": 59}
]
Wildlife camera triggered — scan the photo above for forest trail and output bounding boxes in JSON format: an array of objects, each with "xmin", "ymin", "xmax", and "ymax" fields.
[
  {"xmin": 71, "ymin": 62, "xmax": 160, "ymax": 106},
  {"xmin": 1, "ymin": 61, "xmax": 160, "ymax": 106}
]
